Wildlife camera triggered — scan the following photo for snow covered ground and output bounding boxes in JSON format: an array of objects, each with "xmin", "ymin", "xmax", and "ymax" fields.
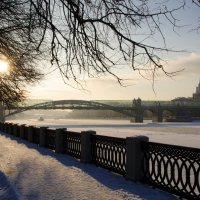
[{"xmin": 0, "ymin": 131, "xmax": 178, "ymax": 200}]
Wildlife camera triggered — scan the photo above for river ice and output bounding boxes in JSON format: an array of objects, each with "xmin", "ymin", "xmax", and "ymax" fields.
[{"xmin": 8, "ymin": 119, "xmax": 200, "ymax": 148}]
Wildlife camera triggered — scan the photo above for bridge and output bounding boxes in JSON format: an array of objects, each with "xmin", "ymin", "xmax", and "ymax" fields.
[
  {"xmin": 1, "ymin": 99, "xmax": 200, "ymax": 123},
  {"xmin": 5, "ymin": 100, "xmax": 133, "ymax": 118},
  {"xmin": 132, "ymin": 98, "xmax": 200, "ymax": 122}
]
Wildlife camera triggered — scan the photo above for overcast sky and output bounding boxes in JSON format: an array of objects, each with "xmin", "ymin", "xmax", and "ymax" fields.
[{"xmin": 28, "ymin": 2, "xmax": 200, "ymax": 101}]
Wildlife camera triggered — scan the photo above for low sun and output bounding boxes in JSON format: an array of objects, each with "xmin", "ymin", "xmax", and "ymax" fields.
[{"xmin": 0, "ymin": 60, "xmax": 9, "ymax": 73}]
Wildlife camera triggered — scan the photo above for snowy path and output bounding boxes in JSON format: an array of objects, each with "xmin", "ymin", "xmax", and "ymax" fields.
[{"xmin": 0, "ymin": 133, "xmax": 178, "ymax": 200}]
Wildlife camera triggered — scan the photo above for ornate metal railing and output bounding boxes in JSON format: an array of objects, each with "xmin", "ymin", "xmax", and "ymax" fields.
[
  {"xmin": 91, "ymin": 135, "xmax": 126, "ymax": 175},
  {"xmin": 1, "ymin": 122, "xmax": 200, "ymax": 200},
  {"xmin": 141, "ymin": 142, "xmax": 200, "ymax": 200},
  {"xmin": 63, "ymin": 131, "xmax": 81, "ymax": 159},
  {"xmin": 46, "ymin": 129, "xmax": 56, "ymax": 150},
  {"xmin": 32, "ymin": 127, "xmax": 40, "ymax": 144}
]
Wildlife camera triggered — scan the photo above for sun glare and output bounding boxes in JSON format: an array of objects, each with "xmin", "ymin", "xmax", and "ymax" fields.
[{"xmin": 0, "ymin": 60, "xmax": 9, "ymax": 73}]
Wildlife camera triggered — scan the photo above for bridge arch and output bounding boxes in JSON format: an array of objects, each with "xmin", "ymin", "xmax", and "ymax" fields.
[{"xmin": 6, "ymin": 100, "xmax": 133, "ymax": 117}]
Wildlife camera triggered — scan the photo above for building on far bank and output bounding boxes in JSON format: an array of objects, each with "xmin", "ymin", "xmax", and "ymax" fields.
[
  {"xmin": 172, "ymin": 80, "xmax": 200, "ymax": 103},
  {"xmin": 169, "ymin": 80, "xmax": 200, "ymax": 119},
  {"xmin": 193, "ymin": 80, "xmax": 200, "ymax": 101}
]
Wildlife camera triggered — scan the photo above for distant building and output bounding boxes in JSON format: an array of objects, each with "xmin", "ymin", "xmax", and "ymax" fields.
[
  {"xmin": 172, "ymin": 80, "xmax": 200, "ymax": 103},
  {"xmin": 171, "ymin": 97, "xmax": 193, "ymax": 103},
  {"xmin": 193, "ymin": 80, "xmax": 200, "ymax": 101}
]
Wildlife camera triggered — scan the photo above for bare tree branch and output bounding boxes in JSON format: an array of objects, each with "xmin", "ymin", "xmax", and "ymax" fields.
[{"xmin": 0, "ymin": 0, "xmax": 199, "ymax": 106}]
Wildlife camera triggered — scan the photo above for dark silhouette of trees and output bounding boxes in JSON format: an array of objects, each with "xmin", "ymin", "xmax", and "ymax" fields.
[
  {"xmin": 0, "ymin": 0, "xmax": 42, "ymax": 107},
  {"xmin": 0, "ymin": 0, "xmax": 199, "ymax": 106}
]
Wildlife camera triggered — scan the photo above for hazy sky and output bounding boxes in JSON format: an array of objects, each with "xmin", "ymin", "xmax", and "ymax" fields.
[{"xmin": 28, "ymin": 2, "xmax": 200, "ymax": 101}]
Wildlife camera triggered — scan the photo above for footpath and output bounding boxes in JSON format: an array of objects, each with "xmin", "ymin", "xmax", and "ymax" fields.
[{"xmin": 0, "ymin": 132, "xmax": 178, "ymax": 200}]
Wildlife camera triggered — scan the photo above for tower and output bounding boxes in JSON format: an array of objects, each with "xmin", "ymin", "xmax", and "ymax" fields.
[{"xmin": 193, "ymin": 80, "xmax": 200, "ymax": 101}]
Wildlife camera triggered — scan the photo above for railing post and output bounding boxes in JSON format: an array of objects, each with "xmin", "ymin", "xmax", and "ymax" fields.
[
  {"xmin": 1, "ymin": 122, "xmax": 5, "ymax": 132},
  {"xmin": 55, "ymin": 128, "xmax": 65, "ymax": 153},
  {"xmin": 13, "ymin": 124, "xmax": 18, "ymax": 136},
  {"xmin": 4, "ymin": 123, "xmax": 8, "ymax": 133},
  {"xmin": 28, "ymin": 126, "xmax": 34, "ymax": 142},
  {"xmin": 11, "ymin": 123, "xmax": 15, "ymax": 135},
  {"xmin": 6, "ymin": 123, "xmax": 10, "ymax": 133},
  {"xmin": 126, "ymin": 136, "xmax": 149, "ymax": 182},
  {"xmin": 0, "ymin": 122, "xmax": 2, "ymax": 131},
  {"xmin": 2, "ymin": 122, "xmax": 5, "ymax": 132},
  {"xmin": 20, "ymin": 125, "xmax": 26, "ymax": 139},
  {"xmin": 80, "ymin": 130, "xmax": 96, "ymax": 163},
  {"xmin": 39, "ymin": 127, "xmax": 47, "ymax": 147},
  {"xmin": 8, "ymin": 123, "xmax": 13, "ymax": 134}
]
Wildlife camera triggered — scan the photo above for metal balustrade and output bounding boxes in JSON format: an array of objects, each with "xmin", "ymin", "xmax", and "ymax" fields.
[
  {"xmin": 0, "ymin": 122, "xmax": 200, "ymax": 200},
  {"xmin": 91, "ymin": 135, "xmax": 126, "ymax": 175},
  {"xmin": 63, "ymin": 131, "xmax": 81, "ymax": 159},
  {"xmin": 141, "ymin": 142, "xmax": 200, "ymax": 200}
]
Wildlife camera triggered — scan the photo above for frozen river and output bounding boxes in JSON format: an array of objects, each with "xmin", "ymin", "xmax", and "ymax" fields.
[{"xmin": 8, "ymin": 119, "xmax": 200, "ymax": 148}]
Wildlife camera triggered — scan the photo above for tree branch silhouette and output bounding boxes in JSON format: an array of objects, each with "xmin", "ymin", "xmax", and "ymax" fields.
[{"xmin": 0, "ymin": 0, "xmax": 199, "ymax": 106}]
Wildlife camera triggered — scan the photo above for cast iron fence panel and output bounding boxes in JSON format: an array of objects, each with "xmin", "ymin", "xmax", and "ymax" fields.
[
  {"xmin": 91, "ymin": 135, "xmax": 126, "ymax": 175},
  {"xmin": 46, "ymin": 129, "xmax": 56, "ymax": 150},
  {"xmin": 141, "ymin": 141, "xmax": 200, "ymax": 200},
  {"xmin": 63, "ymin": 131, "xmax": 81, "ymax": 159},
  {"xmin": 32, "ymin": 127, "xmax": 40, "ymax": 144}
]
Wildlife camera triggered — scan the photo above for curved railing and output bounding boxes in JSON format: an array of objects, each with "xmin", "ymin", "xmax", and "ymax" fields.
[
  {"xmin": 0, "ymin": 122, "xmax": 199, "ymax": 199},
  {"xmin": 63, "ymin": 130, "xmax": 81, "ymax": 159},
  {"xmin": 141, "ymin": 142, "xmax": 200, "ymax": 200},
  {"xmin": 91, "ymin": 135, "xmax": 126, "ymax": 175}
]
